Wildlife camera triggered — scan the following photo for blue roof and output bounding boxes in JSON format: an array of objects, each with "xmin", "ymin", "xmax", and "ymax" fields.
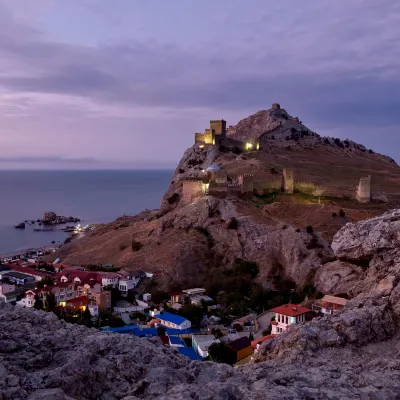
[
  {"xmin": 206, "ymin": 164, "xmax": 220, "ymax": 171},
  {"xmin": 178, "ymin": 347, "xmax": 202, "ymax": 361},
  {"xmin": 169, "ymin": 336, "xmax": 186, "ymax": 346},
  {"xmin": 101, "ymin": 324, "xmax": 198, "ymax": 336},
  {"xmin": 155, "ymin": 312, "xmax": 188, "ymax": 326}
]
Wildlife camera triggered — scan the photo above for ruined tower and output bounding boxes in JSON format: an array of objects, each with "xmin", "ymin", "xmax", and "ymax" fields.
[
  {"xmin": 238, "ymin": 174, "xmax": 254, "ymax": 195},
  {"xmin": 356, "ymin": 176, "xmax": 371, "ymax": 203},
  {"xmin": 282, "ymin": 168, "xmax": 294, "ymax": 194},
  {"xmin": 272, "ymin": 103, "xmax": 281, "ymax": 109}
]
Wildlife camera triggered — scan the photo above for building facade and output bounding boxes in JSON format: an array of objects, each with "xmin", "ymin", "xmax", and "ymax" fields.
[{"xmin": 270, "ymin": 304, "xmax": 310, "ymax": 334}]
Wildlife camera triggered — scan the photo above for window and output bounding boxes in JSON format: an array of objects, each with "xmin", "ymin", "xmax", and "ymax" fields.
[
  {"xmin": 286, "ymin": 316, "xmax": 288, "ymax": 324},
  {"xmin": 277, "ymin": 314, "xmax": 280, "ymax": 322}
]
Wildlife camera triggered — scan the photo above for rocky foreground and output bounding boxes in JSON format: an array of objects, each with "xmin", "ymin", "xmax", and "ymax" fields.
[{"xmin": 3, "ymin": 211, "xmax": 400, "ymax": 399}]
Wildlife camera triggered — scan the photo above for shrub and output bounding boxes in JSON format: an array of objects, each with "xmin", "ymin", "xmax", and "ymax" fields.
[
  {"xmin": 332, "ymin": 212, "xmax": 337, "ymax": 217},
  {"xmin": 167, "ymin": 193, "xmax": 180, "ymax": 205},
  {"xmin": 262, "ymin": 327, "xmax": 272, "ymax": 336},
  {"xmin": 339, "ymin": 209, "xmax": 346, "ymax": 217},
  {"xmin": 306, "ymin": 225, "xmax": 314, "ymax": 234},
  {"xmin": 295, "ymin": 228, "xmax": 300, "ymax": 232},
  {"xmin": 324, "ymin": 138, "xmax": 330, "ymax": 145},
  {"xmin": 179, "ymin": 168, "xmax": 185, "ymax": 173},
  {"xmin": 227, "ymin": 217, "xmax": 239, "ymax": 230},
  {"xmin": 369, "ymin": 149, "xmax": 374, "ymax": 154},
  {"xmin": 232, "ymin": 258, "xmax": 259, "ymax": 279},
  {"xmin": 131, "ymin": 239, "xmax": 143, "ymax": 252}
]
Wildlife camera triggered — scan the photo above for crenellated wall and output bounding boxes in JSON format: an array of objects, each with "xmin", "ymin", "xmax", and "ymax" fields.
[
  {"xmin": 195, "ymin": 129, "xmax": 215, "ymax": 145},
  {"xmin": 210, "ymin": 120, "xmax": 226, "ymax": 136}
]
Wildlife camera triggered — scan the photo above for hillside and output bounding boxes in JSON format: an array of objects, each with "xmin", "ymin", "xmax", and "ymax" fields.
[
  {"xmin": 4, "ymin": 212, "xmax": 400, "ymax": 399},
  {"xmin": 49, "ymin": 105, "xmax": 400, "ymax": 292}
]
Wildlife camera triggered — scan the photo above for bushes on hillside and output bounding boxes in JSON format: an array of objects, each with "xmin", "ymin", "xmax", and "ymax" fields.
[
  {"xmin": 131, "ymin": 239, "xmax": 143, "ymax": 252},
  {"xmin": 339, "ymin": 209, "xmax": 346, "ymax": 217},
  {"xmin": 227, "ymin": 217, "xmax": 239, "ymax": 229},
  {"xmin": 306, "ymin": 225, "xmax": 313, "ymax": 234}
]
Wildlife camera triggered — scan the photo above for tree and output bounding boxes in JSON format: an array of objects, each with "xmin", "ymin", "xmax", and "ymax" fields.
[
  {"xmin": 208, "ymin": 342, "xmax": 234, "ymax": 365},
  {"xmin": 249, "ymin": 332, "xmax": 254, "ymax": 341},
  {"xmin": 36, "ymin": 276, "xmax": 55, "ymax": 289},
  {"xmin": 262, "ymin": 326, "xmax": 272, "ymax": 336},
  {"xmin": 33, "ymin": 295, "xmax": 43, "ymax": 310},
  {"xmin": 339, "ymin": 209, "xmax": 346, "ymax": 217},
  {"xmin": 306, "ymin": 225, "xmax": 314, "ymax": 234},
  {"xmin": 43, "ymin": 292, "xmax": 57, "ymax": 313},
  {"xmin": 178, "ymin": 304, "xmax": 204, "ymax": 329},
  {"xmin": 82, "ymin": 305, "xmax": 92, "ymax": 322}
]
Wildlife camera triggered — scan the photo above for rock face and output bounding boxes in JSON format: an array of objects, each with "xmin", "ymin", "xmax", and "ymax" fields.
[
  {"xmin": 42, "ymin": 211, "xmax": 57, "ymax": 223},
  {"xmin": 52, "ymin": 196, "xmax": 332, "ymax": 289},
  {"xmin": 2, "ymin": 299, "xmax": 400, "ymax": 399},
  {"xmin": 328, "ymin": 210, "xmax": 400, "ymax": 304}
]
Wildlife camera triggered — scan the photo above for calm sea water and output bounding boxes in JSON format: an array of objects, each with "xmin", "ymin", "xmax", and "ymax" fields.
[{"xmin": 0, "ymin": 170, "xmax": 173, "ymax": 254}]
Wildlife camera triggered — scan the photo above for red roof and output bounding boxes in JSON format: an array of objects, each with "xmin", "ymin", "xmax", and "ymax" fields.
[
  {"xmin": 8, "ymin": 265, "xmax": 52, "ymax": 278},
  {"xmin": 270, "ymin": 304, "xmax": 311, "ymax": 317},
  {"xmin": 251, "ymin": 334, "xmax": 277, "ymax": 349},
  {"xmin": 66, "ymin": 296, "xmax": 89, "ymax": 305}
]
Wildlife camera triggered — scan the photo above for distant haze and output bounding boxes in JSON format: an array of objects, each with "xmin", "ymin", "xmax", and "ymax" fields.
[{"xmin": 0, "ymin": 0, "xmax": 399, "ymax": 169}]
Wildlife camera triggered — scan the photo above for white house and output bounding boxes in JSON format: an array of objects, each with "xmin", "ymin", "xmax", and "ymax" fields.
[
  {"xmin": 182, "ymin": 288, "xmax": 206, "ymax": 297},
  {"xmin": 118, "ymin": 278, "xmax": 140, "ymax": 297},
  {"xmin": 270, "ymin": 304, "xmax": 310, "ymax": 335},
  {"xmin": 155, "ymin": 312, "xmax": 191, "ymax": 330},
  {"xmin": 192, "ymin": 335, "xmax": 219, "ymax": 358},
  {"xmin": 0, "ymin": 284, "xmax": 18, "ymax": 303},
  {"xmin": 88, "ymin": 304, "xmax": 99, "ymax": 317},
  {"xmin": 143, "ymin": 293, "xmax": 152, "ymax": 302},
  {"xmin": 101, "ymin": 274, "xmax": 120, "ymax": 288}
]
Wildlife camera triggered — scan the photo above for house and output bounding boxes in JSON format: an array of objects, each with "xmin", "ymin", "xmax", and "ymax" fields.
[
  {"xmin": 2, "ymin": 271, "xmax": 33, "ymax": 285},
  {"xmin": 182, "ymin": 288, "xmax": 206, "ymax": 297},
  {"xmin": 101, "ymin": 274, "xmax": 120, "ymax": 288},
  {"xmin": 88, "ymin": 304, "xmax": 99, "ymax": 316},
  {"xmin": 270, "ymin": 303, "xmax": 311, "ymax": 334},
  {"xmin": 154, "ymin": 312, "xmax": 192, "ymax": 330},
  {"xmin": 24, "ymin": 282, "xmax": 77, "ymax": 308},
  {"xmin": 77, "ymin": 281, "xmax": 102, "ymax": 297},
  {"xmin": 143, "ymin": 293, "xmax": 152, "ymax": 302},
  {"xmin": 178, "ymin": 347, "xmax": 202, "ymax": 361},
  {"xmin": 169, "ymin": 291, "xmax": 185, "ymax": 305},
  {"xmin": 118, "ymin": 278, "xmax": 139, "ymax": 297},
  {"xmin": 251, "ymin": 334, "xmax": 277, "ymax": 353},
  {"xmin": 228, "ymin": 337, "xmax": 253, "ymax": 363},
  {"xmin": 312, "ymin": 295, "xmax": 347, "ymax": 315},
  {"xmin": 7, "ymin": 265, "xmax": 52, "ymax": 282},
  {"xmin": 190, "ymin": 295, "xmax": 213, "ymax": 306},
  {"xmin": 0, "ymin": 284, "xmax": 18, "ymax": 303},
  {"xmin": 168, "ymin": 336, "xmax": 186, "ymax": 348},
  {"xmin": 88, "ymin": 290, "xmax": 111, "ymax": 311},
  {"xmin": 233, "ymin": 313, "xmax": 258, "ymax": 332},
  {"xmin": 192, "ymin": 334, "xmax": 220, "ymax": 358},
  {"xmin": 66, "ymin": 296, "xmax": 89, "ymax": 311}
]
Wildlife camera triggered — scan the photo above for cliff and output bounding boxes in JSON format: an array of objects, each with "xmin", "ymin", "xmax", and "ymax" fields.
[
  {"xmin": 5, "ymin": 212, "xmax": 400, "ymax": 399},
  {"xmin": 53, "ymin": 196, "xmax": 333, "ymax": 290}
]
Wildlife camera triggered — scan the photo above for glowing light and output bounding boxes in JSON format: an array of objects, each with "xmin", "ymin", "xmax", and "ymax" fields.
[
  {"xmin": 199, "ymin": 144, "xmax": 204, "ymax": 149},
  {"xmin": 245, "ymin": 142, "xmax": 253, "ymax": 150},
  {"xmin": 256, "ymin": 143, "xmax": 260, "ymax": 150}
]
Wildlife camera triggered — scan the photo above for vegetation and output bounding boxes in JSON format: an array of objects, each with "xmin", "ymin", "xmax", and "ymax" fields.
[
  {"xmin": 339, "ymin": 209, "xmax": 346, "ymax": 217},
  {"xmin": 227, "ymin": 217, "xmax": 239, "ymax": 230},
  {"xmin": 195, "ymin": 227, "xmax": 215, "ymax": 248},
  {"xmin": 132, "ymin": 239, "xmax": 144, "ymax": 252},
  {"xmin": 33, "ymin": 295, "xmax": 43, "ymax": 310},
  {"xmin": 306, "ymin": 225, "xmax": 314, "ymax": 234},
  {"xmin": 208, "ymin": 342, "xmax": 234, "ymax": 365},
  {"xmin": 43, "ymin": 293, "xmax": 57, "ymax": 313},
  {"xmin": 178, "ymin": 304, "xmax": 204, "ymax": 329},
  {"xmin": 36, "ymin": 276, "xmax": 55, "ymax": 289},
  {"xmin": 332, "ymin": 212, "xmax": 337, "ymax": 217},
  {"xmin": 262, "ymin": 327, "xmax": 272, "ymax": 336},
  {"xmin": 167, "ymin": 193, "xmax": 180, "ymax": 205}
]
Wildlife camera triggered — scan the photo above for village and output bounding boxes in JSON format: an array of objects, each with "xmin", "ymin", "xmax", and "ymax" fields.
[{"xmin": 0, "ymin": 253, "xmax": 348, "ymax": 365}]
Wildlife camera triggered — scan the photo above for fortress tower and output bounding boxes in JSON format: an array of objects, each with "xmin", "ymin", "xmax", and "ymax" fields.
[
  {"xmin": 356, "ymin": 176, "xmax": 371, "ymax": 203},
  {"xmin": 272, "ymin": 103, "xmax": 281, "ymax": 109},
  {"xmin": 238, "ymin": 174, "xmax": 254, "ymax": 194},
  {"xmin": 282, "ymin": 168, "xmax": 294, "ymax": 194},
  {"xmin": 210, "ymin": 120, "xmax": 226, "ymax": 136}
]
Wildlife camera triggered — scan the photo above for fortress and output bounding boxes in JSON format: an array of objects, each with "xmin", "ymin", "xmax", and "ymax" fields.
[{"xmin": 186, "ymin": 106, "xmax": 374, "ymax": 205}]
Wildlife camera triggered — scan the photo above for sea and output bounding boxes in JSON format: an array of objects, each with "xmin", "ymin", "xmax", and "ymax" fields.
[{"xmin": 0, "ymin": 170, "xmax": 173, "ymax": 254}]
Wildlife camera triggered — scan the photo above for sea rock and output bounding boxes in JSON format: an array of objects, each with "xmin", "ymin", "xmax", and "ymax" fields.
[{"xmin": 43, "ymin": 211, "xmax": 57, "ymax": 223}]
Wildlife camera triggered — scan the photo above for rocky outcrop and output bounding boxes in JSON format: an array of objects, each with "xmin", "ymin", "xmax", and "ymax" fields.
[
  {"xmin": 53, "ymin": 196, "xmax": 332, "ymax": 289},
  {"xmin": 2, "ymin": 300, "xmax": 400, "ymax": 399}
]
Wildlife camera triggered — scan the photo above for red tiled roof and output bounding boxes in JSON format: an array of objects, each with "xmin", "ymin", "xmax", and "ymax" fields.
[
  {"xmin": 67, "ymin": 296, "xmax": 89, "ymax": 305},
  {"xmin": 251, "ymin": 334, "xmax": 277, "ymax": 349},
  {"xmin": 269, "ymin": 304, "xmax": 311, "ymax": 317},
  {"xmin": 8, "ymin": 265, "xmax": 52, "ymax": 278}
]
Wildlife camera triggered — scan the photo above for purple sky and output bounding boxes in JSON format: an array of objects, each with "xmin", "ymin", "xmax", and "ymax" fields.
[{"xmin": 0, "ymin": 0, "xmax": 399, "ymax": 169}]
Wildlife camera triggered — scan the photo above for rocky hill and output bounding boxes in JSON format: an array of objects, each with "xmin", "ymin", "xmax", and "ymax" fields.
[
  {"xmin": 49, "ymin": 105, "xmax": 400, "ymax": 291},
  {"xmin": 161, "ymin": 105, "xmax": 400, "ymax": 215},
  {"xmin": 3, "ymin": 212, "xmax": 400, "ymax": 399}
]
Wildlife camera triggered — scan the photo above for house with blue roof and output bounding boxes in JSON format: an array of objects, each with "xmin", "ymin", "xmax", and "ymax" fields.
[
  {"xmin": 155, "ymin": 312, "xmax": 191, "ymax": 330},
  {"xmin": 168, "ymin": 336, "xmax": 186, "ymax": 347},
  {"xmin": 178, "ymin": 347, "xmax": 202, "ymax": 361}
]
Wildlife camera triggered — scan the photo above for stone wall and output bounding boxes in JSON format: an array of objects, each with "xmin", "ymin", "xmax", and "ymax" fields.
[
  {"xmin": 272, "ymin": 103, "xmax": 281, "ymax": 109},
  {"xmin": 209, "ymin": 183, "xmax": 228, "ymax": 198},
  {"xmin": 182, "ymin": 181, "xmax": 203, "ymax": 204},
  {"xmin": 253, "ymin": 179, "xmax": 282, "ymax": 195},
  {"xmin": 195, "ymin": 129, "xmax": 215, "ymax": 145}
]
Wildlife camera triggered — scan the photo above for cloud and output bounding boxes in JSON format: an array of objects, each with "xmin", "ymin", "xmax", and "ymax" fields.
[{"xmin": 0, "ymin": 0, "xmax": 400, "ymax": 165}]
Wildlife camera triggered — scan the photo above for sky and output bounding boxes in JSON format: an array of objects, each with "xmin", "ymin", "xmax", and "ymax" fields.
[{"xmin": 0, "ymin": 0, "xmax": 399, "ymax": 169}]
